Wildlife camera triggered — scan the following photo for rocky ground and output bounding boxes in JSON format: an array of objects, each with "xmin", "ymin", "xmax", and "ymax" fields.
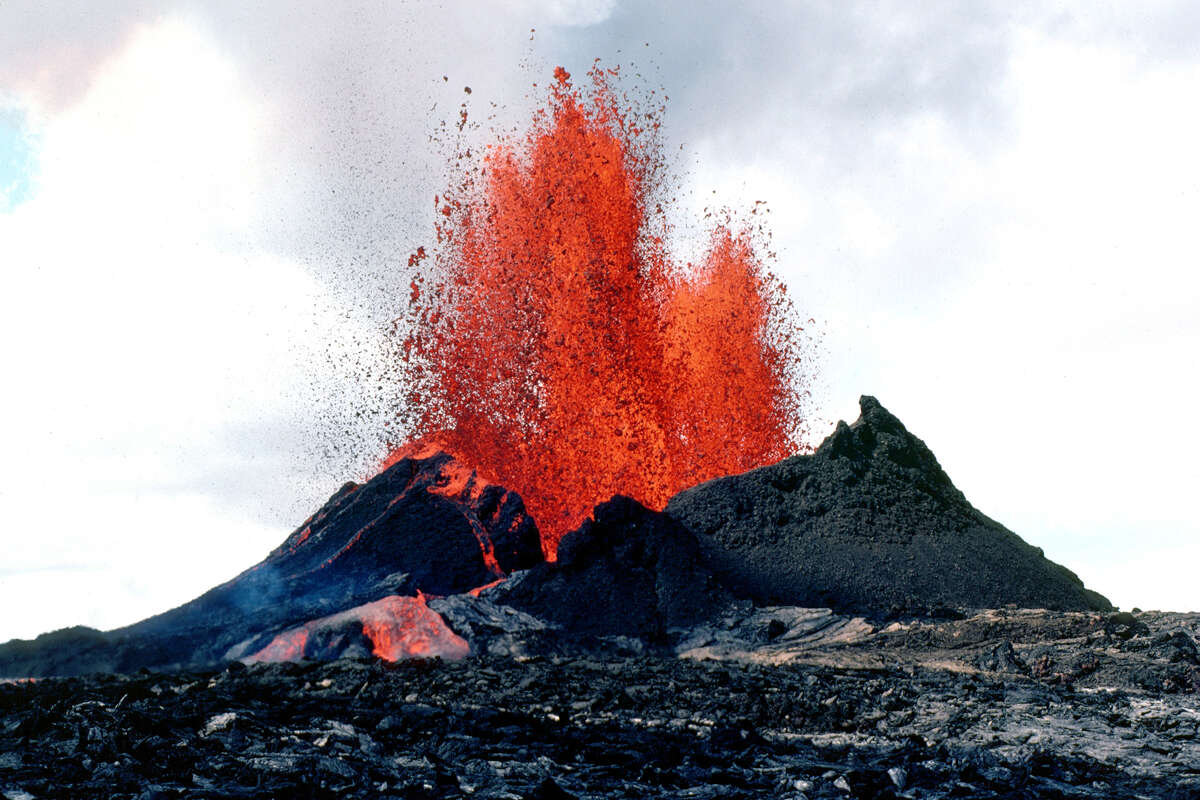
[{"xmin": 3, "ymin": 608, "xmax": 1197, "ymax": 799}]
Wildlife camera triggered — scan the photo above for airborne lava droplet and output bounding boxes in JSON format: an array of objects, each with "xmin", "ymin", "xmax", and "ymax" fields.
[{"xmin": 390, "ymin": 64, "xmax": 816, "ymax": 558}]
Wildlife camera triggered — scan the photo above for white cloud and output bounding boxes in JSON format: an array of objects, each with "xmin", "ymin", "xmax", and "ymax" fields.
[
  {"xmin": 0, "ymin": 18, "xmax": 397, "ymax": 640},
  {"xmin": 510, "ymin": 0, "xmax": 617, "ymax": 27}
]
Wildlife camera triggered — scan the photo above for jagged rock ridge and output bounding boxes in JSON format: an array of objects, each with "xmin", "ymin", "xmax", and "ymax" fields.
[
  {"xmin": 495, "ymin": 495, "xmax": 733, "ymax": 641},
  {"xmin": 666, "ymin": 396, "xmax": 1112, "ymax": 615}
]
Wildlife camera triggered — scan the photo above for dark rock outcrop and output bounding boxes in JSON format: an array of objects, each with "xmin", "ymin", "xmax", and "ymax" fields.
[
  {"xmin": 666, "ymin": 396, "xmax": 1112, "ymax": 615},
  {"xmin": 497, "ymin": 496, "xmax": 732, "ymax": 642},
  {"xmin": 0, "ymin": 451, "xmax": 542, "ymax": 677}
]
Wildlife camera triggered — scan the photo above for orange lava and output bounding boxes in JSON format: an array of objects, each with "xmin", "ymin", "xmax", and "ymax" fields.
[
  {"xmin": 360, "ymin": 595, "xmax": 469, "ymax": 661},
  {"xmin": 394, "ymin": 64, "xmax": 812, "ymax": 557},
  {"xmin": 245, "ymin": 628, "xmax": 309, "ymax": 664},
  {"xmin": 244, "ymin": 595, "xmax": 469, "ymax": 664},
  {"xmin": 467, "ymin": 578, "xmax": 505, "ymax": 597}
]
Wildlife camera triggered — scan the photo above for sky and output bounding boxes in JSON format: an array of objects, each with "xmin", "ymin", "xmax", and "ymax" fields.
[{"xmin": 1, "ymin": 1, "xmax": 1198, "ymax": 642}]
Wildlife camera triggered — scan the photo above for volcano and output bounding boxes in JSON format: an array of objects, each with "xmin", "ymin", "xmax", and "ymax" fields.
[
  {"xmin": 667, "ymin": 396, "xmax": 1113, "ymax": 615},
  {"xmin": 0, "ymin": 396, "xmax": 1111, "ymax": 679},
  {"xmin": 0, "ymin": 450, "xmax": 540, "ymax": 677}
]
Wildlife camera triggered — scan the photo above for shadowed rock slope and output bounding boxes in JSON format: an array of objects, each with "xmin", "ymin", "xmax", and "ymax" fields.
[
  {"xmin": 497, "ymin": 496, "xmax": 733, "ymax": 642},
  {"xmin": 666, "ymin": 396, "xmax": 1112, "ymax": 615},
  {"xmin": 0, "ymin": 451, "xmax": 542, "ymax": 677}
]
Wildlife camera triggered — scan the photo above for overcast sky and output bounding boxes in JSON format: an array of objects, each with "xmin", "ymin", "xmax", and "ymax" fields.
[{"xmin": 2, "ymin": 2, "xmax": 1197, "ymax": 642}]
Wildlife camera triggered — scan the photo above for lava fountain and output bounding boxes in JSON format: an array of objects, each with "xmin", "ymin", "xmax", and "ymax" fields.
[{"xmin": 389, "ymin": 64, "xmax": 816, "ymax": 558}]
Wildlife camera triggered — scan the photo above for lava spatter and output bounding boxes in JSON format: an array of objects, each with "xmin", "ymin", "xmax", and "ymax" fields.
[{"xmin": 395, "ymin": 64, "xmax": 815, "ymax": 557}]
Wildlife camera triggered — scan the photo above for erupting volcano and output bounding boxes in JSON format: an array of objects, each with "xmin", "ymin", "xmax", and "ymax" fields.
[
  {"xmin": 0, "ymin": 65, "xmax": 1116, "ymax": 686},
  {"xmin": 390, "ymin": 65, "xmax": 815, "ymax": 556}
]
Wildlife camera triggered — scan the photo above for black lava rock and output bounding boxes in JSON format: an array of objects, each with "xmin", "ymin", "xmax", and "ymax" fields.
[
  {"xmin": 499, "ymin": 496, "xmax": 732, "ymax": 642},
  {"xmin": 977, "ymin": 639, "xmax": 1028, "ymax": 674},
  {"xmin": 263, "ymin": 450, "xmax": 543, "ymax": 588},
  {"xmin": 1106, "ymin": 611, "xmax": 1151, "ymax": 640},
  {"xmin": 666, "ymin": 396, "xmax": 1112, "ymax": 615},
  {"xmin": 1, "ymin": 648, "xmax": 1195, "ymax": 799}
]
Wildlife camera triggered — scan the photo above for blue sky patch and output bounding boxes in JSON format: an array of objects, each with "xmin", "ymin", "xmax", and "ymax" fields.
[{"xmin": 0, "ymin": 106, "xmax": 39, "ymax": 212}]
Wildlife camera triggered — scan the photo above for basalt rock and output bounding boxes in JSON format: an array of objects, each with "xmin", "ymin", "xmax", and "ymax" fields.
[
  {"xmin": 497, "ymin": 495, "xmax": 733, "ymax": 642},
  {"xmin": 0, "ymin": 451, "xmax": 541, "ymax": 677},
  {"xmin": 666, "ymin": 396, "xmax": 1112, "ymax": 615}
]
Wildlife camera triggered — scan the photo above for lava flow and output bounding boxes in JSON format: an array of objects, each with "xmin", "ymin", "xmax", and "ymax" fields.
[
  {"xmin": 391, "ymin": 64, "xmax": 815, "ymax": 557},
  {"xmin": 245, "ymin": 595, "xmax": 469, "ymax": 664}
]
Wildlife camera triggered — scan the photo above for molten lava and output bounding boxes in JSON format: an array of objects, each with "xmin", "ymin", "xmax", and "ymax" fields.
[
  {"xmin": 244, "ymin": 595, "xmax": 469, "ymax": 664},
  {"xmin": 392, "ymin": 64, "xmax": 813, "ymax": 557}
]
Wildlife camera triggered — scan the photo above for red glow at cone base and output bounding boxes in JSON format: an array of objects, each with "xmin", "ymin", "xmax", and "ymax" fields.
[
  {"xmin": 392, "ymin": 64, "xmax": 813, "ymax": 558},
  {"xmin": 244, "ymin": 595, "xmax": 469, "ymax": 664}
]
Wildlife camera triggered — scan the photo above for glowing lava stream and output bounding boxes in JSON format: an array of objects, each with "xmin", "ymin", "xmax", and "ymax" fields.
[
  {"xmin": 392, "ymin": 64, "xmax": 814, "ymax": 559},
  {"xmin": 244, "ymin": 595, "xmax": 469, "ymax": 664}
]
